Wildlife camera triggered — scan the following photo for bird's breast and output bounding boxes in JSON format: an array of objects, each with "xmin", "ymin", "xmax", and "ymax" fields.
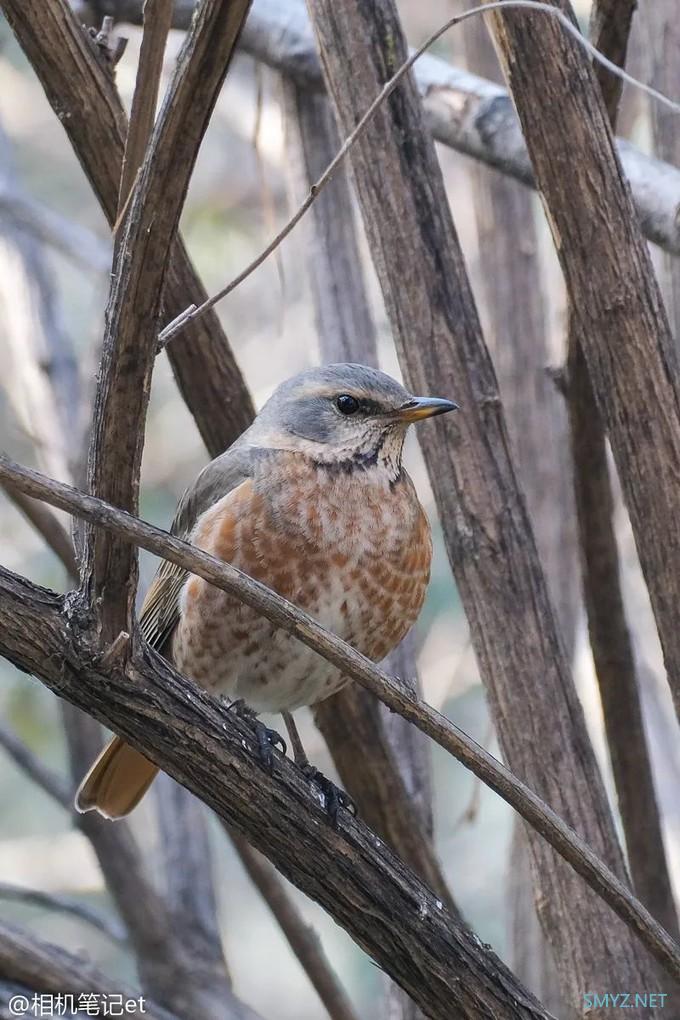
[{"xmin": 173, "ymin": 461, "xmax": 431, "ymax": 710}]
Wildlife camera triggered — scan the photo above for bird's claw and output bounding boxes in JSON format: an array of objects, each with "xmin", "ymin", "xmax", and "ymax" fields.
[
  {"xmin": 226, "ymin": 699, "xmax": 286, "ymax": 770},
  {"xmin": 303, "ymin": 765, "xmax": 357, "ymax": 826}
]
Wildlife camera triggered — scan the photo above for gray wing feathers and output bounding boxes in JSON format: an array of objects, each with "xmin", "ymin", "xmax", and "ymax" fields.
[{"xmin": 138, "ymin": 443, "xmax": 254, "ymax": 654}]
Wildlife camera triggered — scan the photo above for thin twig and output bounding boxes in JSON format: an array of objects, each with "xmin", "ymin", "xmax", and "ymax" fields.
[
  {"xmin": 228, "ymin": 829, "xmax": 360, "ymax": 1020},
  {"xmin": 2, "ymin": 455, "xmax": 680, "ymax": 984},
  {"xmin": 117, "ymin": 0, "xmax": 173, "ymax": 216},
  {"xmin": 0, "ymin": 721, "xmax": 72, "ymax": 807},
  {"xmin": 0, "ymin": 481, "xmax": 78, "ymax": 580},
  {"xmin": 0, "ymin": 883, "xmax": 128, "ymax": 945},
  {"xmin": 158, "ymin": 0, "xmax": 680, "ymax": 346}
]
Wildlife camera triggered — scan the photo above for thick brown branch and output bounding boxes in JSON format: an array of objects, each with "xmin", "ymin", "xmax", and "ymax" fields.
[
  {"xmin": 487, "ymin": 0, "xmax": 680, "ymax": 734},
  {"xmin": 283, "ymin": 73, "xmax": 453, "ymax": 934},
  {"xmin": 305, "ymin": 0, "xmax": 660, "ymax": 1006},
  {"xmin": 566, "ymin": 0, "xmax": 680, "ymax": 941},
  {"xmin": 2, "ymin": 0, "xmax": 254, "ymax": 456},
  {"xmin": 1, "ymin": 456, "xmax": 679, "ymax": 986},
  {"xmin": 0, "ymin": 573, "xmax": 551, "ymax": 1020}
]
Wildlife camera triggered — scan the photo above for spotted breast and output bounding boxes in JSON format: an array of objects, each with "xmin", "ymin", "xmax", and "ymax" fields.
[{"xmin": 173, "ymin": 450, "xmax": 432, "ymax": 713}]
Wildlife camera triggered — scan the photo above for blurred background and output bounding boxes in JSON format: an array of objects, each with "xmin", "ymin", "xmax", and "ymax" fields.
[{"xmin": 1, "ymin": 1, "xmax": 679, "ymax": 1017}]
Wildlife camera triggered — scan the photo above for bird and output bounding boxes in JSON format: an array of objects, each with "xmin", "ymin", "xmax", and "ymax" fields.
[{"xmin": 75, "ymin": 363, "xmax": 457, "ymax": 820}]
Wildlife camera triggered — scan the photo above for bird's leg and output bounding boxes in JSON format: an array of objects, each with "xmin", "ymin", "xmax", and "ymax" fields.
[
  {"xmin": 282, "ymin": 711, "xmax": 310, "ymax": 768},
  {"xmin": 227, "ymin": 699, "xmax": 286, "ymax": 771},
  {"xmin": 282, "ymin": 711, "xmax": 357, "ymax": 826}
]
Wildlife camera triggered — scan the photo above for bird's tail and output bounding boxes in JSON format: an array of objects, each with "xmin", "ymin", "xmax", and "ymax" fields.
[{"xmin": 75, "ymin": 735, "xmax": 158, "ymax": 819}]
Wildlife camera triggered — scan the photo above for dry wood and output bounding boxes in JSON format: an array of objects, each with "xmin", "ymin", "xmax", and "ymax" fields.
[
  {"xmin": 80, "ymin": 0, "xmax": 252, "ymax": 642},
  {"xmin": 486, "ymin": 0, "xmax": 680, "ymax": 739},
  {"xmin": 117, "ymin": 0, "xmax": 173, "ymax": 213},
  {"xmin": 2, "ymin": 456, "xmax": 680, "ymax": 989},
  {"xmin": 0, "ymin": 920, "xmax": 173, "ymax": 1020},
  {"xmin": 564, "ymin": 0, "xmax": 679, "ymax": 941},
  {"xmin": 99, "ymin": 0, "xmax": 680, "ymax": 256},
  {"xmin": 305, "ymin": 0, "xmax": 664, "ymax": 1006},
  {"xmin": 283, "ymin": 75, "xmax": 453, "ymax": 933},
  {"xmin": 0, "ymin": 575, "xmax": 553, "ymax": 1020},
  {"xmin": 1, "ymin": 0, "xmax": 254, "ymax": 456},
  {"xmin": 460, "ymin": 9, "xmax": 569, "ymax": 1010}
]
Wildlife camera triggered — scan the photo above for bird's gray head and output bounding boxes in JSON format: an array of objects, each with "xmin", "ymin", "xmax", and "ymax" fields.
[{"xmin": 249, "ymin": 364, "xmax": 457, "ymax": 480}]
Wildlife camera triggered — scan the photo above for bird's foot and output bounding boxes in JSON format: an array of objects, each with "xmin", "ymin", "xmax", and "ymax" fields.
[
  {"xmin": 227, "ymin": 699, "xmax": 286, "ymax": 770},
  {"xmin": 302, "ymin": 765, "xmax": 357, "ymax": 827}
]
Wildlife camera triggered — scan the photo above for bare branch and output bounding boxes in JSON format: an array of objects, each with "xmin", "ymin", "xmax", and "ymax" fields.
[
  {"xmin": 2, "ymin": 0, "xmax": 254, "ymax": 456},
  {"xmin": 2, "ymin": 456, "xmax": 680, "ymax": 985},
  {"xmin": 0, "ymin": 482, "xmax": 78, "ymax": 580},
  {"xmin": 0, "ymin": 882, "xmax": 127, "ymax": 945},
  {"xmin": 306, "ymin": 0, "xmax": 662, "ymax": 1005},
  {"xmin": 0, "ymin": 571, "xmax": 555, "ymax": 1020},
  {"xmin": 563, "ymin": 0, "xmax": 680, "ymax": 943},
  {"xmin": 0, "ymin": 919, "xmax": 173, "ymax": 1020},
  {"xmin": 228, "ymin": 829, "xmax": 360, "ymax": 1020},
  {"xmin": 117, "ymin": 0, "xmax": 173, "ymax": 213},
  {"xmin": 0, "ymin": 721, "xmax": 72, "ymax": 807},
  {"xmin": 282, "ymin": 69, "xmax": 454, "ymax": 939},
  {"xmin": 0, "ymin": 185, "xmax": 111, "ymax": 272},
  {"xmin": 100, "ymin": 0, "xmax": 680, "ymax": 256}
]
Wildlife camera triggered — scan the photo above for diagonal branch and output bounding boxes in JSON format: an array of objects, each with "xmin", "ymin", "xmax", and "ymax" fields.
[
  {"xmin": 0, "ymin": 883, "xmax": 127, "ymax": 945},
  {"xmin": 0, "ymin": 920, "xmax": 174, "ymax": 1020},
  {"xmin": 305, "ymin": 0, "xmax": 658, "ymax": 1006},
  {"xmin": 565, "ymin": 0, "xmax": 680, "ymax": 941},
  {"xmin": 2, "ymin": 0, "xmax": 254, "ymax": 457},
  {"xmin": 2, "ymin": 455, "xmax": 680, "ymax": 986},
  {"xmin": 102, "ymin": 0, "xmax": 680, "ymax": 256},
  {"xmin": 0, "ymin": 572, "xmax": 555, "ymax": 1020}
]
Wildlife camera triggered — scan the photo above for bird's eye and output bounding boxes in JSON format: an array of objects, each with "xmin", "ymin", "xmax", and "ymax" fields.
[{"xmin": 336, "ymin": 394, "xmax": 360, "ymax": 415}]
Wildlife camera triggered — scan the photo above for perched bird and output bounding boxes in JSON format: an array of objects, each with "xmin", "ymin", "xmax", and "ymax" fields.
[{"xmin": 75, "ymin": 364, "xmax": 457, "ymax": 820}]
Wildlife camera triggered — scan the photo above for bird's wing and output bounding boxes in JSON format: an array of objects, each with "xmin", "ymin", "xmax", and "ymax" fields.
[{"xmin": 139, "ymin": 444, "xmax": 255, "ymax": 654}]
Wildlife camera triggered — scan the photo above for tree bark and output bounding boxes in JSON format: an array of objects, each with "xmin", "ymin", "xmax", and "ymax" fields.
[
  {"xmin": 305, "ymin": 0, "xmax": 666, "ymax": 1008},
  {"xmin": 486, "ymin": 0, "xmax": 680, "ymax": 734},
  {"xmin": 0, "ymin": 567, "xmax": 554, "ymax": 1020}
]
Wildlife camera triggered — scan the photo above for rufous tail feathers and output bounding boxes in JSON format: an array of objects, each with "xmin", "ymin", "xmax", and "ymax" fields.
[{"xmin": 75, "ymin": 736, "xmax": 158, "ymax": 819}]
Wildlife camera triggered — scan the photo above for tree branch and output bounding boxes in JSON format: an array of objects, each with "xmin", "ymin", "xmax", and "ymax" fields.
[
  {"xmin": 117, "ymin": 0, "xmax": 173, "ymax": 215},
  {"xmin": 487, "ymin": 0, "xmax": 680, "ymax": 736},
  {"xmin": 0, "ymin": 721, "xmax": 73, "ymax": 807},
  {"xmin": 79, "ymin": 0, "xmax": 253, "ymax": 642},
  {"xmin": 282, "ymin": 70, "xmax": 455, "ymax": 931},
  {"xmin": 0, "ymin": 919, "xmax": 173, "ymax": 1020},
  {"xmin": 305, "ymin": 0, "xmax": 661, "ymax": 1006},
  {"xmin": 564, "ymin": 0, "xmax": 680, "ymax": 942},
  {"xmin": 2, "ymin": 0, "xmax": 255, "ymax": 457},
  {"xmin": 1, "ymin": 456, "xmax": 679, "ymax": 987},
  {"xmin": 0, "ymin": 883, "xmax": 127, "ymax": 945},
  {"xmin": 0, "ymin": 576, "xmax": 554, "ymax": 1020},
  {"xmin": 97, "ymin": 0, "xmax": 680, "ymax": 256}
]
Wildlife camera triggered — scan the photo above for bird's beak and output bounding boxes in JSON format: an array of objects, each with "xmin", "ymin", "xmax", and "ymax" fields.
[{"xmin": 394, "ymin": 396, "xmax": 459, "ymax": 422}]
